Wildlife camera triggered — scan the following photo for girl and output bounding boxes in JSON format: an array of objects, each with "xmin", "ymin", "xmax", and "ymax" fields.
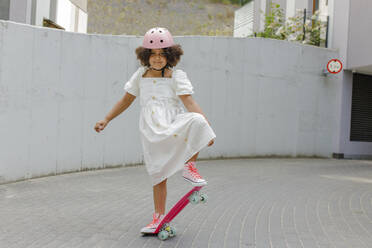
[{"xmin": 94, "ymin": 27, "xmax": 216, "ymax": 233}]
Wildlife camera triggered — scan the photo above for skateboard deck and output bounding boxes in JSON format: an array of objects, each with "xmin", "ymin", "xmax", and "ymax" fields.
[{"xmin": 141, "ymin": 185, "xmax": 207, "ymax": 240}]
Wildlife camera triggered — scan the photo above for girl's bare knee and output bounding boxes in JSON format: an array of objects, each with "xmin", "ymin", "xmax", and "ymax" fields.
[{"xmin": 154, "ymin": 178, "xmax": 167, "ymax": 187}]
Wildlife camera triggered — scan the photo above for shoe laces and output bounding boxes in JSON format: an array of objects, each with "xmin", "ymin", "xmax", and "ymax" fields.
[
  {"xmin": 146, "ymin": 213, "xmax": 161, "ymax": 227},
  {"xmin": 186, "ymin": 162, "xmax": 202, "ymax": 179}
]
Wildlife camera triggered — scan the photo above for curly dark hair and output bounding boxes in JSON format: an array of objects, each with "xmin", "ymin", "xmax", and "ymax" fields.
[{"xmin": 135, "ymin": 44, "xmax": 184, "ymax": 68}]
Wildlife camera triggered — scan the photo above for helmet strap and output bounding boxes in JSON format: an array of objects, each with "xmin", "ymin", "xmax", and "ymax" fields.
[{"xmin": 149, "ymin": 65, "xmax": 167, "ymax": 77}]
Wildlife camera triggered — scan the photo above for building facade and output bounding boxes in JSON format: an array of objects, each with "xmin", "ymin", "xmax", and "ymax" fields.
[
  {"xmin": 0, "ymin": 0, "xmax": 87, "ymax": 33},
  {"xmin": 234, "ymin": 0, "xmax": 328, "ymax": 38},
  {"xmin": 235, "ymin": 0, "xmax": 372, "ymax": 159},
  {"xmin": 330, "ymin": 0, "xmax": 372, "ymax": 159}
]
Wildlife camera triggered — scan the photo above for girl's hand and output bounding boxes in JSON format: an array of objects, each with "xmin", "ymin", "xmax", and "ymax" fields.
[
  {"xmin": 207, "ymin": 139, "xmax": 215, "ymax": 147},
  {"xmin": 94, "ymin": 119, "xmax": 109, "ymax": 133}
]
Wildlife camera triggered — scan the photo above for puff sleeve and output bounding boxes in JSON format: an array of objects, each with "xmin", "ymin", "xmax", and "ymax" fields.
[
  {"xmin": 123, "ymin": 67, "xmax": 145, "ymax": 96},
  {"xmin": 173, "ymin": 69, "xmax": 194, "ymax": 95}
]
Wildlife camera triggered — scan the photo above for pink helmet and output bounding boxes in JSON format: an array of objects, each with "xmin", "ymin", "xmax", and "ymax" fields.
[{"xmin": 142, "ymin": 27, "xmax": 174, "ymax": 49}]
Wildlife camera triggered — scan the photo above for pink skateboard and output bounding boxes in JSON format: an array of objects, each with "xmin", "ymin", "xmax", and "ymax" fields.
[{"xmin": 141, "ymin": 186, "xmax": 207, "ymax": 240}]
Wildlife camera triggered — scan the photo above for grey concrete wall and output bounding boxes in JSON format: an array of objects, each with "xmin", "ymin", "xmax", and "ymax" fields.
[
  {"xmin": 0, "ymin": 0, "xmax": 10, "ymax": 20},
  {"xmin": 0, "ymin": 20, "xmax": 340, "ymax": 183}
]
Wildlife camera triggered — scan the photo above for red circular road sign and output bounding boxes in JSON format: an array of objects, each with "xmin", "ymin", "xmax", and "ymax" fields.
[{"xmin": 327, "ymin": 59, "xmax": 343, "ymax": 74}]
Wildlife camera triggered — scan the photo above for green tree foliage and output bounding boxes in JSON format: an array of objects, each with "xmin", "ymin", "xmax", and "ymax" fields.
[
  {"xmin": 254, "ymin": 2, "xmax": 327, "ymax": 46},
  {"xmin": 255, "ymin": 2, "xmax": 285, "ymax": 40}
]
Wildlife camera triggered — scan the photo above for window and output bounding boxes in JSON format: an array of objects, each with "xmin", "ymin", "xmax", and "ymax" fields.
[{"xmin": 350, "ymin": 73, "xmax": 372, "ymax": 142}]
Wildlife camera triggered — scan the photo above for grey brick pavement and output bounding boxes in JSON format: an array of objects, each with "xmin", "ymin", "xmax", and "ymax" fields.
[{"xmin": 1, "ymin": 158, "xmax": 372, "ymax": 248}]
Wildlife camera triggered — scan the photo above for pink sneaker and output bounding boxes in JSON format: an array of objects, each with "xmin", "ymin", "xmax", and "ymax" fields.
[
  {"xmin": 182, "ymin": 161, "xmax": 207, "ymax": 186},
  {"xmin": 140, "ymin": 213, "xmax": 164, "ymax": 234}
]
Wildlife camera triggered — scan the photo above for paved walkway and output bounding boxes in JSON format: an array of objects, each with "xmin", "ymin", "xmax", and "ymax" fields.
[{"xmin": 1, "ymin": 158, "xmax": 372, "ymax": 248}]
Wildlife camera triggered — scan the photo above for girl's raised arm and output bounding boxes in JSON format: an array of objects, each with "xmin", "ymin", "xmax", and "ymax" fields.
[{"xmin": 94, "ymin": 92, "xmax": 136, "ymax": 133}]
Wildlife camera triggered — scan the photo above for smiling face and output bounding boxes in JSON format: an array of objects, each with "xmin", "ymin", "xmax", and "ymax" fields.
[{"xmin": 149, "ymin": 49, "xmax": 167, "ymax": 69}]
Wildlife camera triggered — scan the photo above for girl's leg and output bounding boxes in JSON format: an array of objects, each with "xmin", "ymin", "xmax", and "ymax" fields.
[
  {"xmin": 152, "ymin": 153, "xmax": 201, "ymax": 215},
  {"xmin": 140, "ymin": 180, "xmax": 167, "ymax": 233},
  {"xmin": 186, "ymin": 152, "xmax": 199, "ymax": 163},
  {"xmin": 153, "ymin": 179, "xmax": 167, "ymax": 215}
]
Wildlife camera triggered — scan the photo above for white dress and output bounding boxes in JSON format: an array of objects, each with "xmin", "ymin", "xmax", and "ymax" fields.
[{"xmin": 124, "ymin": 66, "xmax": 217, "ymax": 186}]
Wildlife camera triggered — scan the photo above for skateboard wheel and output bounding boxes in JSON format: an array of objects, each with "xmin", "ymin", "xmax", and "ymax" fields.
[
  {"xmin": 158, "ymin": 230, "xmax": 169, "ymax": 240},
  {"xmin": 200, "ymin": 193, "xmax": 208, "ymax": 203},
  {"xmin": 169, "ymin": 226, "xmax": 176, "ymax": 237},
  {"xmin": 189, "ymin": 192, "xmax": 200, "ymax": 204}
]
